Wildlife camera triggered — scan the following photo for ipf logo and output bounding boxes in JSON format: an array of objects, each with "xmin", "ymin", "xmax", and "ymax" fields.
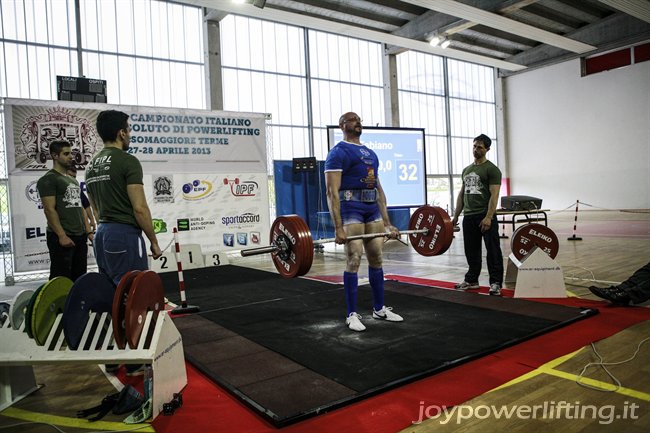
[
  {"xmin": 223, "ymin": 177, "xmax": 259, "ymax": 197},
  {"xmin": 182, "ymin": 179, "xmax": 213, "ymax": 200},
  {"xmin": 25, "ymin": 181, "xmax": 43, "ymax": 209}
]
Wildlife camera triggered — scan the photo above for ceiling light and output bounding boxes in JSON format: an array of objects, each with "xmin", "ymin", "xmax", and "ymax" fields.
[
  {"xmin": 441, "ymin": 39, "xmax": 451, "ymax": 49},
  {"xmin": 429, "ymin": 36, "xmax": 441, "ymax": 47}
]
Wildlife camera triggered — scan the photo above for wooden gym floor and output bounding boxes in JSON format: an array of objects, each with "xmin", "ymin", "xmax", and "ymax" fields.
[{"xmin": 0, "ymin": 209, "xmax": 648, "ymax": 432}]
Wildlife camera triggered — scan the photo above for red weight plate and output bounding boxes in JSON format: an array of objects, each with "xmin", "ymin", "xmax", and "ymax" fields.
[
  {"xmin": 125, "ymin": 270, "xmax": 164, "ymax": 349},
  {"xmin": 293, "ymin": 216, "xmax": 314, "ymax": 277},
  {"xmin": 270, "ymin": 215, "xmax": 314, "ymax": 278},
  {"xmin": 511, "ymin": 223, "xmax": 560, "ymax": 261},
  {"xmin": 408, "ymin": 205, "xmax": 454, "ymax": 256},
  {"xmin": 112, "ymin": 270, "xmax": 140, "ymax": 349}
]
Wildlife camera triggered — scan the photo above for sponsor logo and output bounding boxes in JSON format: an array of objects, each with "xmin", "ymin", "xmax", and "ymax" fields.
[
  {"xmin": 153, "ymin": 218, "xmax": 168, "ymax": 234},
  {"xmin": 221, "ymin": 213, "xmax": 261, "ymax": 227},
  {"xmin": 15, "ymin": 106, "xmax": 99, "ymax": 170},
  {"xmin": 237, "ymin": 233, "xmax": 248, "ymax": 246},
  {"xmin": 223, "ymin": 233, "xmax": 234, "ymax": 247},
  {"xmin": 25, "ymin": 181, "xmax": 43, "ymax": 209},
  {"xmin": 174, "ymin": 217, "xmax": 215, "ymax": 232},
  {"xmin": 223, "ymin": 177, "xmax": 259, "ymax": 197},
  {"xmin": 177, "ymin": 218, "xmax": 190, "ymax": 231},
  {"xmin": 250, "ymin": 232, "xmax": 260, "ymax": 244},
  {"xmin": 25, "ymin": 227, "xmax": 46, "ymax": 239},
  {"xmin": 153, "ymin": 176, "xmax": 174, "ymax": 203},
  {"xmin": 182, "ymin": 179, "xmax": 213, "ymax": 200}
]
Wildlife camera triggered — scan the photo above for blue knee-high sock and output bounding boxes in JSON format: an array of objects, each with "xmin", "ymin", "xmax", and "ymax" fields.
[
  {"xmin": 344, "ymin": 271, "xmax": 358, "ymax": 316},
  {"xmin": 368, "ymin": 266, "xmax": 384, "ymax": 312}
]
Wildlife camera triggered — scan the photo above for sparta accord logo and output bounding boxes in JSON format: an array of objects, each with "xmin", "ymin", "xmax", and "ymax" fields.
[{"xmin": 223, "ymin": 177, "xmax": 259, "ymax": 197}]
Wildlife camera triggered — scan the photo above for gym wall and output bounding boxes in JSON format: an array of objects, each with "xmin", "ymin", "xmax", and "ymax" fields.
[{"xmin": 504, "ymin": 58, "xmax": 650, "ymax": 210}]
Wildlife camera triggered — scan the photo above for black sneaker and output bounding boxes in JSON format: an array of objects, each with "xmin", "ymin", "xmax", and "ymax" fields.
[
  {"xmin": 588, "ymin": 286, "xmax": 630, "ymax": 305},
  {"xmin": 125, "ymin": 364, "xmax": 146, "ymax": 377},
  {"xmin": 105, "ymin": 364, "xmax": 121, "ymax": 374}
]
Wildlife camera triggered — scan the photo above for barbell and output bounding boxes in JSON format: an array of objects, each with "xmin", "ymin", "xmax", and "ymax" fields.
[{"xmin": 240, "ymin": 205, "xmax": 457, "ymax": 278}]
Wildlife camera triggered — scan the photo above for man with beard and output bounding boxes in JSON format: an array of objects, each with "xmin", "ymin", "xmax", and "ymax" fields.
[
  {"xmin": 37, "ymin": 140, "xmax": 92, "ymax": 281},
  {"xmin": 85, "ymin": 109, "xmax": 162, "ymax": 287},
  {"xmin": 451, "ymin": 134, "xmax": 504, "ymax": 296},
  {"xmin": 86, "ymin": 110, "xmax": 161, "ymax": 376},
  {"xmin": 324, "ymin": 112, "xmax": 403, "ymax": 332}
]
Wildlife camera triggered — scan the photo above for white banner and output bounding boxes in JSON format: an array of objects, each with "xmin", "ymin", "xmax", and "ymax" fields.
[
  {"xmin": 4, "ymin": 98, "xmax": 270, "ymax": 273},
  {"xmin": 146, "ymin": 172, "xmax": 270, "ymax": 255},
  {"xmin": 4, "ymin": 98, "xmax": 268, "ymax": 173}
]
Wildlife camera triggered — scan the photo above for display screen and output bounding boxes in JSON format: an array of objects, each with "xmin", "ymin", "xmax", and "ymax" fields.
[{"xmin": 327, "ymin": 126, "xmax": 427, "ymax": 208}]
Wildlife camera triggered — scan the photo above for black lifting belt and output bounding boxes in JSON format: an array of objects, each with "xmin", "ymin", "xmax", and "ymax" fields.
[{"xmin": 77, "ymin": 385, "xmax": 144, "ymax": 422}]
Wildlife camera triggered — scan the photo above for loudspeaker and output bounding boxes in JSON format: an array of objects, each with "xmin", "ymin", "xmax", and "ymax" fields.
[{"xmin": 501, "ymin": 195, "xmax": 543, "ymax": 211}]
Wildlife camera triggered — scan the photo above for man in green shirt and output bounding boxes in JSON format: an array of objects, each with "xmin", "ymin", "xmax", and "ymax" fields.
[
  {"xmin": 86, "ymin": 110, "xmax": 162, "ymax": 287},
  {"xmin": 451, "ymin": 134, "xmax": 504, "ymax": 296},
  {"xmin": 36, "ymin": 140, "xmax": 92, "ymax": 281}
]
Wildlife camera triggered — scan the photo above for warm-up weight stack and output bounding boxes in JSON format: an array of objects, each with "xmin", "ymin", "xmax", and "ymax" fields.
[{"xmin": 6, "ymin": 271, "xmax": 165, "ymax": 350}]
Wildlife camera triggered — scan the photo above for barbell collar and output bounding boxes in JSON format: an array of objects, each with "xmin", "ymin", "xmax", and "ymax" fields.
[{"xmin": 240, "ymin": 245, "xmax": 279, "ymax": 257}]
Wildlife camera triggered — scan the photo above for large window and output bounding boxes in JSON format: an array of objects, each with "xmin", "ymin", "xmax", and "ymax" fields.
[
  {"xmin": 309, "ymin": 30, "xmax": 384, "ymax": 160},
  {"xmin": 397, "ymin": 52, "xmax": 497, "ymax": 209},
  {"xmin": 220, "ymin": 15, "xmax": 308, "ymax": 161},
  {"xmin": 0, "ymin": 0, "xmax": 205, "ymax": 108}
]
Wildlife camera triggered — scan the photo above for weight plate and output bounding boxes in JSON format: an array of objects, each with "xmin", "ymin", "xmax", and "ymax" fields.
[
  {"xmin": 408, "ymin": 205, "xmax": 454, "ymax": 256},
  {"xmin": 511, "ymin": 223, "xmax": 560, "ymax": 261},
  {"xmin": 0, "ymin": 302, "xmax": 9, "ymax": 327},
  {"xmin": 293, "ymin": 215, "xmax": 314, "ymax": 278},
  {"xmin": 63, "ymin": 272, "xmax": 116, "ymax": 350},
  {"xmin": 270, "ymin": 215, "xmax": 314, "ymax": 278},
  {"xmin": 9, "ymin": 289, "xmax": 35, "ymax": 330},
  {"xmin": 24, "ymin": 283, "xmax": 47, "ymax": 337},
  {"xmin": 112, "ymin": 270, "xmax": 141, "ymax": 350},
  {"xmin": 31, "ymin": 277, "xmax": 73, "ymax": 346},
  {"xmin": 125, "ymin": 270, "xmax": 164, "ymax": 349}
]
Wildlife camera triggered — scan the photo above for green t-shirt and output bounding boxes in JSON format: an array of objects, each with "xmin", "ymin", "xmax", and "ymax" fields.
[
  {"xmin": 85, "ymin": 147, "xmax": 143, "ymax": 227},
  {"xmin": 461, "ymin": 160, "xmax": 502, "ymax": 216},
  {"xmin": 36, "ymin": 169, "xmax": 86, "ymax": 235}
]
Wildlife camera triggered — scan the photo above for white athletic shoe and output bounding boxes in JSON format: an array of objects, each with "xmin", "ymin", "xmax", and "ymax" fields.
[
  {"xmin": 372, "ymin": 306, "xmax": 404, "ymax": 322},
  {"xmin": 346, "ymin": 312, "xmax": 366, "ymax": 332}
]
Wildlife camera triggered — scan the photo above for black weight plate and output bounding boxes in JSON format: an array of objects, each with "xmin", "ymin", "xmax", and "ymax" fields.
[{"xmin": 63, "ymin": 272, "xmax": 116, "ymax": 350}]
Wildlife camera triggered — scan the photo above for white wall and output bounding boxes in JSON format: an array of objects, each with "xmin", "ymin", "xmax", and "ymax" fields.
[{"xmin": 503, "ymin": 58, "xmax": 650, "ymax": 210}]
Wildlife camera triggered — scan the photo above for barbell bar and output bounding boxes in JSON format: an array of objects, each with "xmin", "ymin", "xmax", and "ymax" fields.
[
  {"xmin": 240, "ymin": 228, "xmax": 431, "ymax": 257},
  {"xmin": 240, "ymin": 205, "xmax": 458, "ymax": 278}
]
